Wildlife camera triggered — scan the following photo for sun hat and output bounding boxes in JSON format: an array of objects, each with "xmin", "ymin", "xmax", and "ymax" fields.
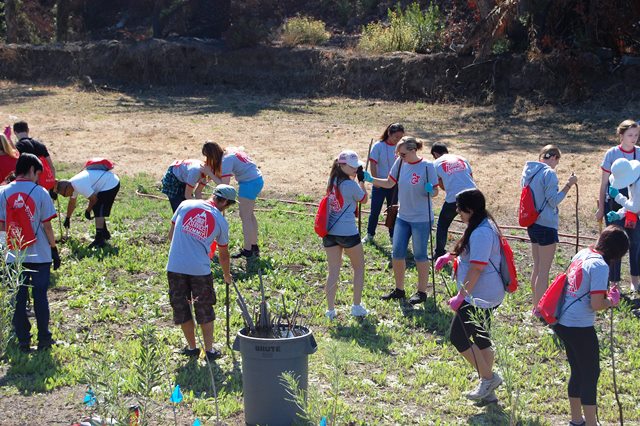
[
  {"xmin": 609, "ymin": 158, "xmax": 640, "ymax": 189},
  {"xmin": 213, "ymin": 184, "xmax": 237, "ymax": 203},
  {"xmin": 337, "ymin": 150, "xmax": 364, "ymax": 168}
]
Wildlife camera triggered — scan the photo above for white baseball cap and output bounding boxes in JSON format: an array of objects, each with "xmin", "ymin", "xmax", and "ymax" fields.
[
  {"xmin": 609, "ymin": 158, "xmax": 640, "ymax": 189},
  {"xmin": 337, "ymin": 150, "xmax": 363, "ymax": 168}
]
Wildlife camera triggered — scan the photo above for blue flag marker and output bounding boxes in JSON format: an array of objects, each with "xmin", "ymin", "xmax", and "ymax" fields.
[
  {"xmin": 319, "ymin": 417, "xmax": 327, "ymax": 426},
  {"xmin": 193, "ymin": 419, "xmax": 202, "ymax": 426},
  {"xmin": 170, "ymin": 384, "xmax": 183, "ymax": 404},
  {"xmin": 83, "ymin": 388, "xmax": 96, "ymax": 407}
]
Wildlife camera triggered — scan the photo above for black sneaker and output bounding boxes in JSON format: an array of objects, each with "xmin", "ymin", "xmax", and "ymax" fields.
[
  {"xmin": 180, "ymin": 346, "xmax": 200, "ymax": 357},
  {"xmin": 231, "ymin": 249, "xmax": 255, "ymax": 259},
  {"xmin": 88, "ymin": 238, "xmax": 107, "ymax": 249},
  {"xmin": 37, "ymin": 340, "xmax": 56, "ymax": 351},
  {"xmin": 408, "ymin": 291, "xmax": 427, "ymax": 305},
  {"xmin": 104, "ymin": 229, "xmax": 111, "ymax": 240},
  {"xmin": 381, "ymin": 288, "xmax": 406, "ymax": 300},
  {"xmin": 205, "ymin": 349, "xmax": 222, "ymax": 361}
]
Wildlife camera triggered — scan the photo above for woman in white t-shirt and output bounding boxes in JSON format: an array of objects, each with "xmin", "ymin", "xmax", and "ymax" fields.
[
  {"xmin": 553, "ymin": 225, "xmax": 627, "ymax": 426},
  {"xmin": 596, "ymin": 120, "xmax": 640, "ymax": 292},
  {"xmin": 322, "ymin": 150, "xmax": 369, "ymax": 320},
  {"xmin": 435, "ymin": 189, "xmax": 504, "ymax": 404}
]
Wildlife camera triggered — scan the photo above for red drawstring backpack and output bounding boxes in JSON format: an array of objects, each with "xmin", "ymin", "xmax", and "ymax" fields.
[
  {"xmin": 4, "ymin": 186, "xmax": 38, "ymax": 250},
  {"xmin": 84, "ymin": 158, "xmax": 115, "ymax": 171},
  {"xmin": 495, "ymin": 236, "xmax": 519, "ymax": 293},
  {"xmin": 314, "ymin": 185, "xmax": 344, "ymax": 238},
  {"xmin": 38, "ymin": 157, "xmax": 55, "ymax": 190},
  {"xmin": 519, "ymin": 167, "xmax": 547, "ymax": 227}
]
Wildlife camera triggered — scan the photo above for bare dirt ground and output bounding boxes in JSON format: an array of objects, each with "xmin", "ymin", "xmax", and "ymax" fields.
[{"xmin": 1, "ymin": 80, "xmax": 637, "ymax": 235}]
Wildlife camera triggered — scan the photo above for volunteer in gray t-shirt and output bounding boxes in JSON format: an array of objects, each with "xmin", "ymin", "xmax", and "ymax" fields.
[
  {"xmin": 321, "ymin": 150, "xmax": 369, "ymax": 321},
  {"xmin": 521, "ymin": 144, "xmax": 577, "ymax": 309},
  {"xmin": 553, "ymin": 226, "xmax": 627, "ymax": 426},
  {"xmin": 364, "ymin": 136, "xmax": 439, "ymax": 305},
  {"xmin": 431, "ymin": 142, "xmax": 476, "ymax": 259}
]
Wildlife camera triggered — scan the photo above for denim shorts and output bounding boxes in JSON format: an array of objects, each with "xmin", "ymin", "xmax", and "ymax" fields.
[
  {"xmin": 323, "ymin": 234, "xmax": 361, "ymax": 249},
  {"xmin": 527, "ymin": 223, "xmax": 559, "ymax": 246},
  {"xmin": 238, "ymin": 176, "xmax": 264, "ymax": 200},
  {"xmin": 392, "ymin": 217, "xmax": 431, "ymax": 261}
]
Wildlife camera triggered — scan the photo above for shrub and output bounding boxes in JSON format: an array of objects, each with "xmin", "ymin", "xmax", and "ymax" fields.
[
  {"xmin": 358, "ymin": 2, "xmax": 444, "ymax": 54},
  {"xmin": 281, "ymin": 16, "xmax": 330, "ymax": 47}
]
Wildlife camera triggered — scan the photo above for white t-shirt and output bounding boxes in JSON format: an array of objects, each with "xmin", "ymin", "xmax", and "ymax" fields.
[
  {"xmin": 434, "ymin": 154, "xmax": 476, "ymax": 203},
  {"xmin": 388, "ymin": 158, "xmax": 438, "ymax": 223},
  {"xmin": 369, "ymin": 140, "xmax": 397, "ymax": 179},
  {"xmin": 600, "ymin": 145, "xmax": 640, "ymax": 173},
  {"xmin": 69, "ymin": 169, "xmax": 120, "ymax": 199},
  {"xmin": 558, "ymin": 248, "xmax": 609, "ymax": 327},
  {"xmin": 456, "ymin": 219, "xmax": 505, "ymax": 309},
  {"xmin": 167, "ymin": 200, "xmax": 229, "ymax": 276}
]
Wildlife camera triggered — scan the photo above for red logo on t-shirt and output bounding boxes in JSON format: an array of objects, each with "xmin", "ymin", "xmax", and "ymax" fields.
[
  {"xmin": 411, "ymin": 173, "xmax": 420, "ymax": 184},
  {"xmin": 442, "ymin": 158, "xmax": 467, "ymax": 175},
  {"xmin": 566, "ymin": 259, "xmax": 584, "ymax": 296},
  {"xmin": 181, "ymin": 208, "xmax": 215, "ymax": 241},
  {"xmin": 235, "ymin": 151, "xmax": 252, "ymax": 163}
]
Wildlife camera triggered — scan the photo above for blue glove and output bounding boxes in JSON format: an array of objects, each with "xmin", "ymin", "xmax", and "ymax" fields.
[
  {"xmin": 607, "ymin": 211, "xmax": 622, "ymax": 222},
  {"xmin": 609, "ymin": 186, "xmax": 620, "ymax": 199},
  {"xmin": 363, "ymin": 170, "xmax": 373, "ymax": 183},
  {"xmin": 424, "ymin": 182, "xmax": 434, "ymax": 194}
]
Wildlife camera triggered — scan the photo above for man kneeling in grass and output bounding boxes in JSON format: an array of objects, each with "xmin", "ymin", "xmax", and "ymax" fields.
[{"xmin": 167, "ymin": 184, "xmax": 235, "ymax": 361}]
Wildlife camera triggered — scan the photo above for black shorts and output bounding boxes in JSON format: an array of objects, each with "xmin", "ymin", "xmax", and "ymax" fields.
[
  {"xmin": 322, "ymin": 234, "xmax": 361, "ymax": 249},
  {"xmin": 527, "ymin": 223, "xmax": 559, "ymax": 246},
  {"xmin": 92, "ymin": 182, "xmax": 120, "ymax": 218},
  {"xmin": 167, "ymin": 271, "xmax": 216, "ymax": 325}
]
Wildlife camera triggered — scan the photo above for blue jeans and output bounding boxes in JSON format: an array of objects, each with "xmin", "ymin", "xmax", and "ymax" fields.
[
  {"xmin": 168, "ymin": 194, "xmax": 186, "ymax": 213},
  {"xmin": 366, "ymin": 187, "xmax": 397, "ymax": 237},
  {"xmin": 435, "ymin": 201, "xmax": 457, "ymax": 259},
  {"xmin": 13, "ymin": 262, "xmax": 53, "ymax": 345},
  {"xmin": 392, "ymin": 218, "xmax": 431, "ymax": 261},
  {"xmin": 605, "ymin": 189, "xmax": 640, "ymax": 281}
]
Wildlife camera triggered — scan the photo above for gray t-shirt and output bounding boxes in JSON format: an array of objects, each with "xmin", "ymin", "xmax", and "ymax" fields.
[
  {"xmin": 601, "ymin": 145, "xmax": 640, "ymax": 173},
  {"xmin": 327, "ymin": 179, "xmax": 365, "ymax": 236},
  {"xmin": 456, "ymin": 219, "xmax": 505, "ymax": 308},
  {"xmin": 0, "ymin": 179, "xmax": 57, "ymax": 264},
  {"xmin": 434, "ymin": 154, "xmax": 476, "ymax": 203},
  {"xmin": 167, "ymin": 199, "xmax": 229, "ymax": 276},
  {"xmin": 171, "ymin": 159, "xmax": 207, "ymax": 188},
  {"xmin": 221, "ymin": 151, "xmax": 262, "ymax": 183},
  {"xmin": 369, "ymin": 140, "xmax": 397, "ymax": 178},
  {"xmin": 558, "ymin": 248, "xmax": 609, "ymax": 327},
  {"xmin": 389, "ymin": 158, "xmax": 438, "ymax": 223}
]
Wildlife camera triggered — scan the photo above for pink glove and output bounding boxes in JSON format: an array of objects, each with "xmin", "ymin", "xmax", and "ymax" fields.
[
  {"xmin": 608, "ymin": 285, "xmax": 620, "ymax": 307},
  {"xmin": 3, "ymin": 126, "xmax": 11, "ymax": 140},
  {"xmin": 435, "ymin": 253, "xmax": 454, "ymax": 271},
  {"xmin": 447, "ymin": 291, "xmax": 465, "ymax": 312}
]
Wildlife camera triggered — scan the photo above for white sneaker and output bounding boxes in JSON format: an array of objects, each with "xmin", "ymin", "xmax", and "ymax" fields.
[
  {"xmin": 361, "ymin": 234, "xmax": 374, "ymax": 244},
  {"xmin": 325, "ymin": 309, "xmax": 337, "ymax": 320},
  {"xmin": 467, "ymin": 372, "xmax": 503, "ymax": 400},
  {"xmin": 350, "ymin": 304, "xmax": 368, "ymax": 317},
  {"xmin": 631, "ymin": 282, "xmax": 639, "ymax": 293}
]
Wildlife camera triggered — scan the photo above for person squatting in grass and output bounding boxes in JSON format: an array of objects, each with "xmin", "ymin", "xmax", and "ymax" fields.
[
  {"xmin": 521, "ymin": 145, "xmax": 578, "ymax": 310},
  {"xmin": 362, "ymin": 122, "xmax": 404, "ymax": 244},
  {"xmin": 430, "ymin": 142, "xmax": 477, "ymax": 260},
  {"xmin": 54, "ymin": 164, "xmax": 121, "ymax": 248},
  {"xmin": 200, "ymin": 141, "xmax": 264, "ymax": 259},
  {"xmin": 363, "ymin": 136, "xmax": 439, "ymax": 305},
  {"xmin": 553, "ymin": 225, "xmax": 627, "ymax": 426},
  {"xmin": 596, "ymin": 120, "xmax": 640, "ymax": 292},
  {"xmin": 166, "ymin": 184, "xmax": 236, "ymax": 362},
  {"xmin": 434, "ymin": 189, "xmax": 504, "ymax": 403},
  {"xmin": 0, "ymin": 131, "xmax": 18, "ymax": 183},
  {"xmin": 322, "ymin": 150, "xmax": 369, "ymax": 320},
  {"xmin": 161, "ymin": 158, "xmax": 209, "ymax": 212},
  {"xmin": 0, "ymin": 153, "xmax": 61, "ymax": 352}
]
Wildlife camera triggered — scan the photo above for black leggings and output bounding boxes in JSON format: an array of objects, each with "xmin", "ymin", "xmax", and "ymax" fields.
[
  {"xmin": 553, "ymin": 324, "xmax": 600, "ymax": 406},
  {"xmin": 449, "ymin": 301, "xmax": 495, "ymax": 353}
]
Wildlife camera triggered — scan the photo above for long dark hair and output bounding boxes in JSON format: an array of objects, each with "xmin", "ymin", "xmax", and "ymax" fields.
[
  {"xmin": 380, "ymin": 122, "xmax": 404, "ymax": 142},
  {"xmin": 452, "ymin": 189, "xmax": 499, "ymax": 255},
  {"xmin": 202, "ymin": 141, "xmax": 225, "ymax": 177},
  {"xmin": 327, "ymin": 159, "xmax": 350, "ymax": 193},
  {"xmin": 594, "ymin": 225, "xmax": 629, "ymax": 264}
]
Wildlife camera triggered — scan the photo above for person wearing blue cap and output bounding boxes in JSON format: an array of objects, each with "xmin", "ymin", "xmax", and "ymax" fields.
[{"xmin": 166, "ymin": 184, "xmax": 236, "ymax": 361}]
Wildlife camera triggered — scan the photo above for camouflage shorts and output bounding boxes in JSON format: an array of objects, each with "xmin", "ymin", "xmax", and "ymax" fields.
[{"xmin": 167, "ymin": 271, "xmax": 216, "ymax": 325}]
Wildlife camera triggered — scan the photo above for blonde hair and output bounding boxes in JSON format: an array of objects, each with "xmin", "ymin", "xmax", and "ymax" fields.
[
  {"xmin": 617, "ymin": 119, "xmax": 638, "ymax": 136},
  {"xmin": 539, "ymin": 144, "xmax": 561, "ymax": 160},
  {"xmin": 396, "ymin": 136, "xmax": 423, "ymax": 152},
  {"xmin": 0, "ymin": 134, "xmax": 17, "ymax": 158}
]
